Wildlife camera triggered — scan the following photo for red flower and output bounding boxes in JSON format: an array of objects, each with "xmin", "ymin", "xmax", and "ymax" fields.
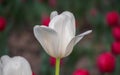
[
  {"xmin": 97, "ymin": 52, "xmax": 116, "ymax": 73},
  {"xmin": 105, "ymin": 11, "xmax": 119, "ymax": 27},
  {"xmin": 49, "ymin": 57, "xmax": 62, "ymax": 67},
  {"xmin": 41, "ymin": 15, "xmax": 50, "ymax": 26},
  {"xmin": 111, "ymin": 41, "xmax": 120, "ymax": 55},
  {"xmin": 32, "ymin": 72, "xmax": 35, "ymax": 75},
  {"xmin": 0, "ymin": 17, "xmax": 6, "ymax": 31},
  {"xmin": 72, "ymin": 69, "xmax": 89, "ymax": 75},
  {"xmin": 112, "ymin": 26, "xmax": 120, "ymax": 41}
]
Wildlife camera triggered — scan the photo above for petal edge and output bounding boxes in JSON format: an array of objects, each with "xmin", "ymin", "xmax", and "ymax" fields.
[
  {"xmin": 65, "ymin": 30, "xmax": 92, "ymax": 57},
  {"xmin": 33, "ymin": 25, "xmax": 59, "ymax": 57}
]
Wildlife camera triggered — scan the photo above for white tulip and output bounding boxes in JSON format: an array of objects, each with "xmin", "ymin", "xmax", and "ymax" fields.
[
  {"xmin": 0, "ymin": 55, "xmax": 32, "ymax": 75},
  {"xmin": 33, "ymin": 11, "xmax": 92, "ymax": 58}
]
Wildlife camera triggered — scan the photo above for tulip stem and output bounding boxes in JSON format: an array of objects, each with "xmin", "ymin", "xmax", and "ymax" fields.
[{"xmin": 55, "ymin": 58, "xmax": 60, "ymax": 75}]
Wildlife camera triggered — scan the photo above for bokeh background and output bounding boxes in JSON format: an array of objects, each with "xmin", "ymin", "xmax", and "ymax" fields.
[{"xmin": 0, "ymin": 0, "xmax": 120, "ymax": 75}]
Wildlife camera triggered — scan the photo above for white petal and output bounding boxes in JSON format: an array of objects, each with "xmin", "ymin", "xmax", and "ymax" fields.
[
  {"xmin": 0, "ymin": 55, "xmax": 11, "ymax": 75},
  {"xmin": 1, "ymin": 55, "xmax": 11, "ymax": 67},
  {"xmin": 62, "ymin": 11, "xmax": 76, "ymax": 36},
  {"xmin": 49, "ymin": 15, "xmax": 75, "ymax": 58},
  {"xmin": 3, "ymin": 56, "xmax": 32, "ymax": 75},
  {"xmin": 49, "ymin": 12, "xmax": 75, "ymax": 46},
  {"xmin": 50, "ymin": 11, "xmax": 58, "ymax": 20},
  {"xmin": 64, "ymin": 30, "xmax": 92, "ymax": 57},
  {"xmin": 49, "ymin": 12, "xmax": 75, "ymax": 37},
  {"xmin": 33, "ymin": 25, "xmax": 59, "ymax": 57}
]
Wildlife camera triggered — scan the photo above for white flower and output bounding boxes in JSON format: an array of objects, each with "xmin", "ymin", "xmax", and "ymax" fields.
[
  {"xmin": 0, "ymin": 55, "xmax": 32, "ymax": 75},
  {"xmin": 33, "ymin": 11, "xmax": 92, "ymax": 58}
]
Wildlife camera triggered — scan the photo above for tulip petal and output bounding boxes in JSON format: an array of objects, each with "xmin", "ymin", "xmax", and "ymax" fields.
[
  {"xmin": 1, "ymin": 55, "xmax": 11, "ymax": 67},
  {"xmin": 33, "ymin": 25, "xmax": 59, "ymax": 57},
  {"xmin": 62, "ymin": 11, "xmax": 75, "ymax": 36},
  {"xmin": 0, "ymin": 55, "xmax": 11, "ymax": 75},
  {"xmin": 65, "ymin": 30, "xmax": 92, "ymax": 57},
  {"xmin": 49, "ymin": 15, "xmax": 75, "ymax": 57},
  {"xmin": 3, "ymin": 56, "xmax": 32, "ymax": 75},
  {"xmin": 49, "ymin": 11, "xmax": 75, "ymax": 37},
  {"xmin": 50, "ymin": 11, "xmax": 58, "ymax": 20}
]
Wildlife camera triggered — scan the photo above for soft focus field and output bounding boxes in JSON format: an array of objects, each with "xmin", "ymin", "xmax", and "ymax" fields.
[{"xmin": 0, "ymin": 0, "xmax": 120, "ymax": 75}]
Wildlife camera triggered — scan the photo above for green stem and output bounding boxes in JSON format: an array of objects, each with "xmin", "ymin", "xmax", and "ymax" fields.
[{"xmin": 55, "ymin": 58, "xmax": 60, "ymax": 75}]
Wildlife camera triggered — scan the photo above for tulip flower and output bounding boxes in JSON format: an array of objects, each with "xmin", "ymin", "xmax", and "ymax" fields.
[
  {"xmin": 0, "ymin": 17, "xmax": 6, "ymax": 31},
  {"xmin": 112, "ymin": 26, "xmax": 120, "ymax": 41},
  {"xmin": 33, "ymin": 11, "xmax": 92, "ymax": 75},
  {"xmin": 72, "ymin": 69, "xmax": 90, "ymax": 75},
  {"xmin": 0, "ymin": 55, "xmax": 32, "ymax": 75},
  {"xmin": 105, "ymin": 11, "xmax": 119, "ymax": 27},
  {"xmin": 111, "ymin": 41, "xmax": 120, "ymax": 55},
  {"xmin": 33, "ymin": 11, "xmax": 92, "ymax": 58},
  {"xmin": 96, "ymin": 52, "xmax": 116, "ymax": 73}
]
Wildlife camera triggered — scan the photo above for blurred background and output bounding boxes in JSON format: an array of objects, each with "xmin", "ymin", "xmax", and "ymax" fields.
[{"xmin": 0, "ymin": 0, "xmax": 120, "ymax": 75}]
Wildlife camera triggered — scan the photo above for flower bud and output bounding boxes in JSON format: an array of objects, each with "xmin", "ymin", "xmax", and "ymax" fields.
[
  {"xmin": 97, "ymin": 52, "xmax": 116, "ymax": 73},
  {"xmin": 72, "ymin": 69, "xmax": 89, "ymax": 75},
  {"xmin": 0, "ymin": 17, "xmax": 6, "ymax": 31},
  {"xmin": 105, "ymin": 11, "xmax": 119, "ymax": 27}
]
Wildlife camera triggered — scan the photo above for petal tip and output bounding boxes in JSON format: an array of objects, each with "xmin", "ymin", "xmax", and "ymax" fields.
[
  {"xmin": 84, "ymin": 30, "xmax": 92, "ymax": 35},
  {"xmin": 50, "ymin": 11, "xmax": 58, "ymax": 20},
  {"xmin": 87, "ymin": 30, "xmax": 92, "ymax": 34},
  {"xmin": 62, "ymin": 11, "xmax": 73, "ymax": 14},
  {"xmin": 62, "ymin": 11, "xmax": 74, "ymax": 17},
  {"xmin": 1, "ymin": 55, "xmax": 10, "ymax": 61},
  {"xmin": 51, "ymin": 11, "xmax": 58, "ymax": 14},
  {"xmin": 79, "ymin": 30, "xmax": 92, "ymax": 37},
  {"xmin": 34, "ymin": 25, "xmax": 40, "ymax": 29}
]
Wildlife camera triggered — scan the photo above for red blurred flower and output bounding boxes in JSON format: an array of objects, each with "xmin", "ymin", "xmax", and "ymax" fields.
[
  {"xmin": 72, "ymin": 69, "xmax": 89, "ymax": 75},
  {"xmin": 41, "ymin": 15, "xmax": 50, "ymax": 26},
  {"xmin": 48, "ymin": 0, "xmax": 57, "ymax": 8},
  {"xmin": 105, "ymin": 11, "xmax": 119, "ymax": 27},
  {"xmin": 32, "ymin": 72, "xmax": 35, "ymax": 75},
  {"xmin": 97, "ymin": 52, "xmax": 116, "ymax": 73},
  {"xmin": 111, "ymin": 41, "xmax": 120, "ymax": 55},
  {"xmin": 49, "ymin": 57, "xmax": 62, "ymax": 67},
  {"xmin": 0, "ymin": 17, "xmax": 6, "ymax": 31},
  {"xmin": 112, "ymin": 26, "xmax": 120, "ymax": 41}
]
